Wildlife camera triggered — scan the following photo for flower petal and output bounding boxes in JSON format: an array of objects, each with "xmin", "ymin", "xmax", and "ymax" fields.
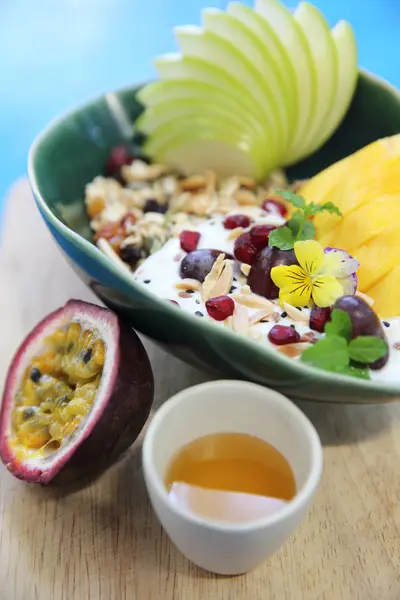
[
  {"xmin": 311, "ymin": 275, "xmax": 343, "ymax": 307},
  {"xmin": 280, "ymin": 283, "xmax": 312, "ymax": 307},
  {"xmin": 294, "ymin": 240, "xmax": 324, "ymax": 275},
  {"xmin": 323, "ymin": 247, "xmax": 360, "ymax": 277},
  {"xmin": 271, "ymin": 264, "xmax": 308, "ymax": 289},
  {"xmin": 339, "ymin": 273, "xmax": 358, "ymax": 295}
]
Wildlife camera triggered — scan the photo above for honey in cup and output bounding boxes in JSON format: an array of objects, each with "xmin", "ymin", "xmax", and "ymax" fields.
[{"xmin": 165, "ymin": 432, "xmax": 296, "ymax": 523}]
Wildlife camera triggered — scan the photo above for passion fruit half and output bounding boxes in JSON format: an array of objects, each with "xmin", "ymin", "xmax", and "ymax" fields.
[{"xmin": 0, "ymin": 300, "xmax": 154, "ymax": 484}]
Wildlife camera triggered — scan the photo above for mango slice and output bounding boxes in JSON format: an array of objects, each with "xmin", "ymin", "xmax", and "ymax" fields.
[
  {"xmin": 368, "ymin": 265, "xmax": 400, "ymax": 319},
  {"xmin": 300, "ymin": 135, "xmax": 400, "ymax": 317}
]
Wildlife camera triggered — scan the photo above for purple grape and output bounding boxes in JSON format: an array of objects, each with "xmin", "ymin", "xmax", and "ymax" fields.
[
  {"xmin": 333, "ymin": 295, "xmax": 389, "ymax": 369},
  {"xmin": 179, "ymin": 249, "xmax": 232, "ymax": 283},
  {"xmin": 248, "ymin": 247, "xmax": 297, "ymax": 299}
]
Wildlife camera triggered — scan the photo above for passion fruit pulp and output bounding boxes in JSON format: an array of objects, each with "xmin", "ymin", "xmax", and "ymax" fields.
[{"xmin": 0, "ymin": 300, "xmax": 154, "ymax": 484}]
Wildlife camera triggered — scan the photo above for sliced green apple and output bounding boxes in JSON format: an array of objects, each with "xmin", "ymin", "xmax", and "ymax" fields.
[
  {"xmin": 254, "ymin": 0, "xmax": 317, "ymax": 162},
  {"xmin": 153, "ymin": 54, "xmax": 276, "ymax": 167},
  {"xmin": 136, "ymin": 97, "xmax": 263, "ymax": 145},
  {"xmin": 290, "ymin": 2, "xmax": 338, "ymax": 161},
  {"xmin": 143, "ymin": 120, "xmax": 266, "ymax": 179},
  {"xmin": 174, "ymin": 26, "xmax": 282, "ymax": 165},
  {"xmin": 137, "ymin": 80, "xmax": 268, "ymax": 149},
  {"xmin": 201, "ymin": 8, "xmax": 290, "ymax": 157},
  {"xmin": 310, "ymin": 20, "xmax": 357, "ymax": 152},
  {"xmin": 227, "ymin": 2, "xmax": 297, "ymax": 134}
]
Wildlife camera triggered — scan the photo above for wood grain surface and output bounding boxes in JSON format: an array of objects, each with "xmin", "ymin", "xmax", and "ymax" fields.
[{"xmin": 0, "ymin": 181, "xmax": 399, "ymax": 600}]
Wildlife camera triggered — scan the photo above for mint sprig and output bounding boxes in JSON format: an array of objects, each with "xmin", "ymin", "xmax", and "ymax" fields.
[
  {"xmin": 301, "ymin": 309, "xmax": 388, "ymax": 380},
  {"xmin": 268, "ymin": 190, "xmax": 342, "ymax": 250}
]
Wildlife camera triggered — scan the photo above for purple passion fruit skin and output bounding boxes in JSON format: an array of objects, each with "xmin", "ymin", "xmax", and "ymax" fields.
[
  {"xmin": 0, "ymin": 300, "xmax": 154, "ymax": 484},
  {"xmin": 333, "ymin": 295, "xmax": 389, "ymax": 369}
]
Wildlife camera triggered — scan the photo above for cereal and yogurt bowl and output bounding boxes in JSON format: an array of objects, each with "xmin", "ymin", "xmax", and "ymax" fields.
[{"xmin": 29, "ymin": 1, "xmax": 400, "ymax": 402}]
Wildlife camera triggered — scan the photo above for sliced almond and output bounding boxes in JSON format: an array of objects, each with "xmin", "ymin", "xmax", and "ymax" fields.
[
  {"xmin": 234, "ymin": 189, "xmax": 258, "ymax": 206},
  {"xmin": 233, "ymin": 293, "xmax": 275, "ymax": 311},
  {"xmin": 283, "ymin": 302, "xmax": 309, "ymax": 323},
  {"xmin": 201, "ymin": 255, "xmax": 234, "ymax": 302},
  {"xmin": 231, "ymin": 304, "xmax": 250, "ymax": 334},
  {"xmin": 249, "ymin": 309, "xmax": 274, "ymax": 325},
  {"xmin": 180, "ymin": 175, "xmax": 207, "ymax": 191},
  {"xmin": 175, "ymin": 279, "xmax": 201, "ymax": 291},
  {"xmin": 240, "ymin": 264, "xmax": 251, "ymax": 277},
  {"xmin": 227, "ymin": 227, "xmax": 244, "ymax": 240},
  {"xmin": 237, "ymin": 176, "xmax": 256, "ymax": 190},
  {"xmin": 355, "ymin": 291, "xmax": 375, "ymax": 307}
]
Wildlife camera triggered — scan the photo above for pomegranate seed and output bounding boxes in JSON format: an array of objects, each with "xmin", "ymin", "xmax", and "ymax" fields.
[
  {"xmin": 180, "ymin": 230, "xmax": 201, "ymax": 253},
  {"xmin": 268, "ymin": 325, "xmax": 300, "ymax": 345},
  {"xmin": 168, "ymin": 300, "xmax": 180, "ymax": 307},
  {"xmin": 234, "ymin": 232, "xmax": 258, "ymax": 265},
  {"xmin": 223, "ymin": 214, "xmax": 251, "ymax": 230},
  {"xmin": 206, "ymin": 296, "xmax": 235, "ymax": 321},
  {"xmin": 249, "ymin": 225, "xmax": 277, "ymax": 250},
  {"xmin": 309, "ymin": 306, "xmax": 332, "ymax": 333},
  {"xmin": 105, "ymin": 145, "xmax": 134, "ymax": 176},
  {"xmin": 262, "ymin": 198, "xmax": 288, "ymax": 218}
]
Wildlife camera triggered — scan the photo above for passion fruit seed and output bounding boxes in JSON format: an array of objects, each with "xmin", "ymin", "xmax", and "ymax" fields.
[
  {"xmin": 223, "ymin": 214, "xmax": 251, "ymax": 230},
  {"xmin": 82, "ymin": 349, "xmax": 92, "ymax": 364},
  {"xmin": 30, "ymin": 368, "xmax": 41, "ymax": 383},
  {"xmin": 268, "ymin": 325, "xmax": 300, "ymax": 345},
  {"xmin": 262, "ymin": 198, "xmax": 288, "ymax": 217},
  {"xmin": 180, "ymin": 230, "xmax": 201, "ymax": 253}
]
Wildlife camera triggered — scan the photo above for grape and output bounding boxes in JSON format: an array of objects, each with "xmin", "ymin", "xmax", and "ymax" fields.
[
  {"xmin": 179, "ymin": 249, "xmax": 231, "ymax": 282},
  {"xmin": 248, "ymin": 247, "xmax": 297, "ymax": 299},
  {"xmin": 333, "ymin": 296, "xmax": 389, "ymax": 369}
]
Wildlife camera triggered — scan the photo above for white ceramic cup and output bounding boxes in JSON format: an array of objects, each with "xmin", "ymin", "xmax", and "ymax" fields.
[{"xmin": 142, "ymin": 380, "xmax": 323, "ymax": 575}]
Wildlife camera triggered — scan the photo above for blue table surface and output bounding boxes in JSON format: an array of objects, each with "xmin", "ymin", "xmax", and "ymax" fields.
[{"xmin": 1, "ymin": 0, "xmax": 399, "ymax": 210}]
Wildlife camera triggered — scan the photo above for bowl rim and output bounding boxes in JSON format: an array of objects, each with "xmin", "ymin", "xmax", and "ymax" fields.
[
  {"xmin": 142, "ymin": 380, "xmax": 323, "ymax": 532},
  {"xmin": 27, "ymin": 70, "xmax": 400, "ymax": 401}
]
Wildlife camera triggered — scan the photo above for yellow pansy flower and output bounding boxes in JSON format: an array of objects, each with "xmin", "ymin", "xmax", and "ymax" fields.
[{"xmin": 271, "ymin": 240, "xmax": 359, "ymax": 308}]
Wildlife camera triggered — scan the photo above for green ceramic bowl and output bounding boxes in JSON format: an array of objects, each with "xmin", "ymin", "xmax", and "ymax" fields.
[{"xmin": 28, "ymin": 72, "xmax": 400, "ymax": 403}]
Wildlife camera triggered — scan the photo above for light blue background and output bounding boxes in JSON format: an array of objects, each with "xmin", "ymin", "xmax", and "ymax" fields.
[{"xmin": 1, "ymin": 0, "xmax": 399, "ymax": 208}]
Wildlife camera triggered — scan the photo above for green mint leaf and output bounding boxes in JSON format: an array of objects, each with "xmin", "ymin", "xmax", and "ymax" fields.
[
  {"xmin": 287, "ymin": 211, "xmax": 304, "ymax": 236},
  {"xmin": 297, "ymin": 219, "xmax": 316, "ymax": 241},
  {"xmin": 320, "ymin": 201, "xmax": 342, "ymax": 217},
  {"xmin": 304, "ymin": 200, "xmax": 342, "ymax": 218},
  {"xmin": 348, "ymin": 336, "xmax": 388, "ymax": 363},
  {"xmin": 301, "ymin": 335, "xmax": 349, "ymax": 370},
  {"xmin": 268, "ymin": 226, "xmax": 295, "ymax": 250},
  {"xmin": 275, "ymin": 190, "xmax": 305, "ymax": 209},
  {"xmin": 325, "ymin": 309, "xmax": 352, "ymax": 341}
]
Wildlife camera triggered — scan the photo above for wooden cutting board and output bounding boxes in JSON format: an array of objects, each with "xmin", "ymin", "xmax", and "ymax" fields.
[{"xmin": 0, "ymin": 181, "xmax": 399, "ymax": 600}]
